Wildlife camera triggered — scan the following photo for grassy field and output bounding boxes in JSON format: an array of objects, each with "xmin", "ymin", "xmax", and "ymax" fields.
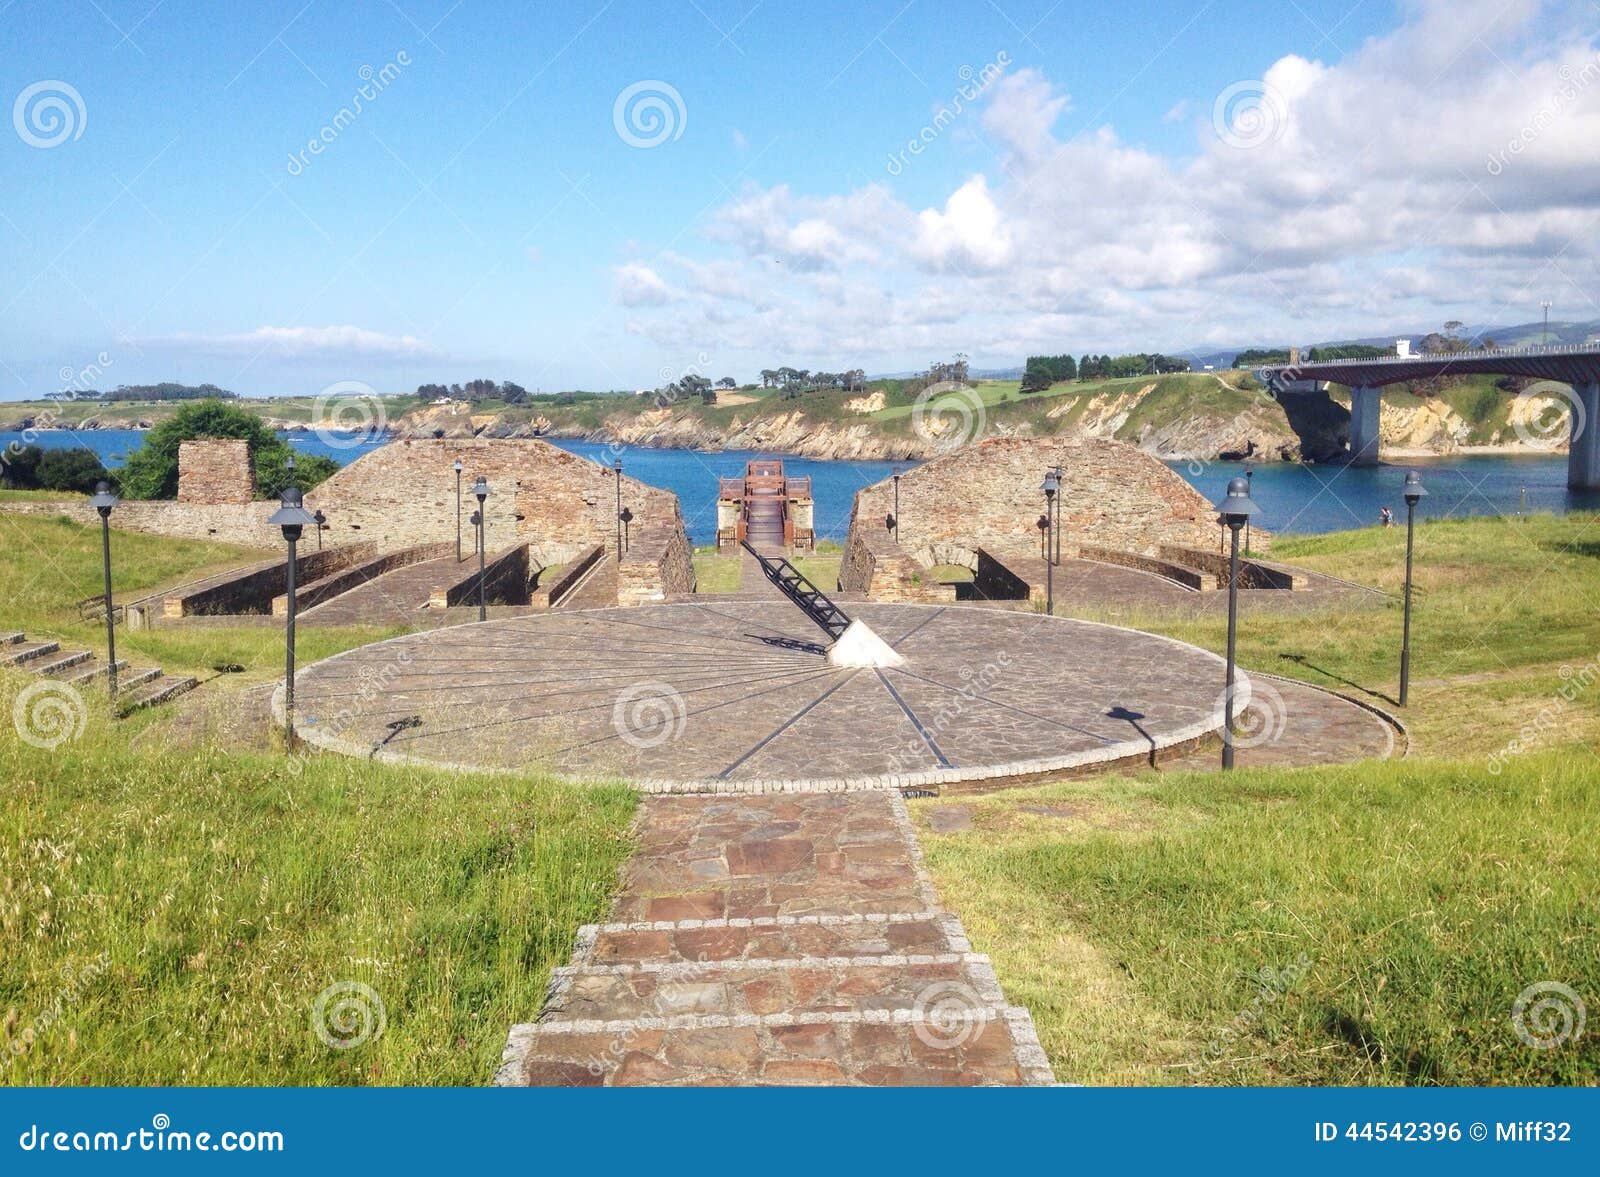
[
  {"xmin": 0, "ymin": 681, "xmax": 635, "ymax": 1084},
  {"xmin": 0, "ymin": 511, "xmax": 406, "ymax": 680},
  {"xmin": 0, "ymin": 508, "xmax": 637, "ymax": 1085},
  {"xmin": 914, "ymin": 512, "xmax": 1600, "ymax": 1085},
  {"xmin": 916, "ymin": 754, "xmax": 1596, "ymax": 1085}
]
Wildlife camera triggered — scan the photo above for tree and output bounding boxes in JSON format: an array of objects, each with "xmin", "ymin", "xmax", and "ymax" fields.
[
  {"xmin": 716, "ymin": 376, "xmax": 737, "ymax": 389},
  {"xmin": 36, "ymin": 446, "xmax": 111, "ymax": 493},
  {"xmin": 117, "ymin": 399, "xmax": 338, "ymax": 500},
  {"xmin": 1020, "ymin": 360, "xmax": 1053, "ymax": 394}
]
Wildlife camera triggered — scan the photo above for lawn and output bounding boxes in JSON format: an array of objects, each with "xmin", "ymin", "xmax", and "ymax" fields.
[
  {"xmin": 913, "ymin": 511, "xmax": 1600, "ymax": 1085},
  {"xmin": 914, "ymin": 753, "xmax": 1597, "ymax": 1085},
  {"xmin": 0, "ymin": 506, "xmax": 637, "ymax": 1085},
  {"xmin": 0, "ymin": 511, "xmax": 405, "ymax": 679},
  {"xmin": 0, "ymin": 675, "xmax": 636, "ymax": 1085}
]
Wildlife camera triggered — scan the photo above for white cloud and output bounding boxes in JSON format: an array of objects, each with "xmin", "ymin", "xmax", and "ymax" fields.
[
  {"xmin": 613, "ymin": 262, "xmax": 677, "ymax": 306},
  {"xmin": 614, "ymin": 0, "xmax": 1600, "ymax": 365},
  {"xmin": 913, "ymin": 175, "xmax": 1012, "ymax": 272},
  {"xmin": 141, "ymin": 324, "xmax": 442, "ymax": 360}
]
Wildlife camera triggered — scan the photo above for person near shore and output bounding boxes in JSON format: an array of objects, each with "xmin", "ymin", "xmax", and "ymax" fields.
[{"xmin": 1380, "ymin": 506, "xmax": 1394, "ymax": 528}]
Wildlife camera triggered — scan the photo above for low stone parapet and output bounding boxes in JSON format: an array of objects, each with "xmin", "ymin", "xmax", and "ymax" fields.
[
  {"xmin": 1158, "ymin": 544, "xmax": 1300, "ymax": 590},
  {"xmin": 1078, "ymin": 544, "xmax": 1210, "ymax": 591},
  {"xmin": 838, "ymin": 527, "xmax": 950, "ymax": 603}
]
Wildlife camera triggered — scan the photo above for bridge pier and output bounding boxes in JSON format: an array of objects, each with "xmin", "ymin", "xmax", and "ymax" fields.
[
  {"xmin": 1349, "ymin": 385, "xmax": 1381, "ymax": 466},
  {"xmin": 1570, "ymin": 380, "xmax": 1600, "ymax": 490}
]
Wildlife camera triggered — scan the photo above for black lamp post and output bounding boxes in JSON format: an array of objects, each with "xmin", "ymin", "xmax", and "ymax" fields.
[
  {"xmin": 473, "ymin": 475, "xmax": 489, "ymax": 622},
  {"xmin": 1050, "ymin": 464, "xmax": 1064, "ymax": 566},
  {"xmin": 268, "ymin": 487, "xmax": 317, "ymax": 751},
  {"xmin": 1244, "ymin": 465, "xmax": 1254, "ymax": 556},
  {"xmin": 89, "ymin": 480, "xmax": 119, "ymax": 698},
  {"xmin": 612, "ymin": 457, "xmax": 624, "ymax": 561},
  {"xmin": 619, "ymin": 505, "xmax": 634, "ymax": 553},
  {"xmin": 453, "ymin": 458, "xmax": 464, "ymax": 562},
  {"xmin": 312, "ymin": 509, "xmax": 326, "ymax": 552},
  {"xmin": 1399, "ymin": 470, "xmax": 1426, "ymax": 706},
  {"xmin": 892, "ymin": 470, "xmax": 901, "ymax": 543},
  {"xmin": 1041, "ymin": 470, "xmax": 1059, "ymax": 615},
  {"xmin": 1215, "ymin": 476, "xmax": 1261, "ymax": 769}
]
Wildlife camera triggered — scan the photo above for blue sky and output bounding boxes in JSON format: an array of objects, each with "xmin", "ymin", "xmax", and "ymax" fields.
[{"xmin": 3, "ymin": 0, "xmax": 1596, "ymax": 398}]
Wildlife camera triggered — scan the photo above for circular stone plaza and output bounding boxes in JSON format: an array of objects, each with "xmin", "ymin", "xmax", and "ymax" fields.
[
  {"xmin": 287, "ymin": 600, "xmax": 1394, "ymax": 791},
  {"xmin": 64, "ymin": 431, "xmax": 1399, "ymax": 791}
]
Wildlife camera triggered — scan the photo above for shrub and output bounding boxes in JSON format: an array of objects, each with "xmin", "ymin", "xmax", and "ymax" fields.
[{"xmin": 117, "ymin": 399, "xmax": 338, "ymax": 500}]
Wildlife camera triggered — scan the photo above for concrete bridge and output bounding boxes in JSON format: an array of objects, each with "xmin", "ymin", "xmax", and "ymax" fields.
[{"xmin": 1258, "ymin": 343, "xmax": 1600, "ymax": 488}]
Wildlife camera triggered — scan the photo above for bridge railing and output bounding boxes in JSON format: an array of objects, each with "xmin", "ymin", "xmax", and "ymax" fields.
[{"xmin": 1264, "ymin": 341, "xmax": 1600, "ymax": 371}]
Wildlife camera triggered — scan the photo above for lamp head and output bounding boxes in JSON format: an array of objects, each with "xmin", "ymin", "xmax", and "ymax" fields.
[
  {"xmin": 472, "ymin": 474, "xmax": 489, "ymax": 504},
  {"xmin": 1402, "ymin": 470, "xmax": 1427, "ymax": 506},
  {"xmin": 1215, "ymin": 476, "xmax": 1260, "ymax": 528},
  {"xmin": 453, "ymin": 458, "xmax": 463, "ymax": 473},
  {"xmin": 89, "ymin": 479, "xmax": 118, "ymax": 518},
  {"xmin": 268, "ymin": 485, "xmax": 315, "ymax": 542}
]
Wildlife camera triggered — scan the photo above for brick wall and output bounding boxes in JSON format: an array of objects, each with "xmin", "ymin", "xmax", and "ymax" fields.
[
  {"xmin": 178, "ymin": 439, "xmax": 254, "ymax": 503},
  {"xmin": 848, "ymin": 438, "xmax": 1240, "ymax": 564}
]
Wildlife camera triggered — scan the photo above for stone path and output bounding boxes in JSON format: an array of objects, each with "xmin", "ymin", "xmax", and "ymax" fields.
[
  {"xmin": 300, "ymin": 552, "xmax": 481, "ymax": 627},
  {"xmin": 496, "ymin": 790, "xmax": 1055, "ymax": 1086}
]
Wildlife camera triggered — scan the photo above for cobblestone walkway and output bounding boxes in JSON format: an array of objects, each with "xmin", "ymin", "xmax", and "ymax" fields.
[{"xmin": 495, "ymin": 791, "xmax": 1055, "ymax": 1086}]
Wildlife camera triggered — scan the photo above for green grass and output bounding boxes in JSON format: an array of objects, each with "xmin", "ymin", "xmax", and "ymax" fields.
[
  {"xmin": 913, "ymin": 511, "xmax": 1600, "ymax": 1085},
  {"xmin": 915, "ymin": 754, "xmax": 1597, "ymax": 1085},
  {"xmin": 0, "ymin": 676, "xmax": 636, "ymax": 1085},
  {"xmin": 0, "ymin": 511, "xmax": 264, "ymax": 634},
  {"xmin": 692, "ymin": 550, "xmax": 741, "ymax": 593},
  {"xmin": 1063, "ymin": 513, "xmax": 1600, "ymax": 757},
  {"xmin": 0, "ymin": 488, "xmax": 85, "ymax": 502}
]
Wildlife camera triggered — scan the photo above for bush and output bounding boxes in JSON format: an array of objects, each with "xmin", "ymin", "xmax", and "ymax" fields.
[
  {"xmin": 37, "ymin": 446, "xmax": 111, "ymax": 493},
  {"xmin": 117, "ymin": 399, "xmax": 338, "ymax": 500},
  {"xmin": 0, "ymin": 444, "xmax": 109, "ymax": 493}
]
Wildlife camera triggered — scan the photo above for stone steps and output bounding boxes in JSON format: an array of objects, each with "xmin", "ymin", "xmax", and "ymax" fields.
[
  {"xmin": 51, "ymin": 658, "xmax": 131, "ymax": 685},
  {"xmin": 4, "ymin": 640, "xmax": 60, "ymax": 666},
  {"xmin": 117, "ymin": 672, "xmax": 199, "ymax": 713},
  {"xmin": 500, "ymin": 1005, "xmax": 1052, "ymax": 1087},
  {"xmin": 540, "ymin": 952, "xmax": 1003, "ymax": 1025},
  {"xmin": 583, "ymin": 912, "xmax": 965, "ymax": 966},
  {"xmin": 32, "ymin": 649, "xmax": 94, "ymax": 675},
  {"xmin": 498, "ymin": 792, "xmax": 1056, "ymax": 1087},
  {"xmin": 2, "ymin": 632, "xmax": 197, "ymax": 715}
]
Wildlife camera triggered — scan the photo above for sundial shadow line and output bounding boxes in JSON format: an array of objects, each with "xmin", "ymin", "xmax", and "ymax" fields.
[
  {"xmin": 715, "ymin": 669, "xmax": 863, "ymax": 779},
  {"xmin": 326, "ymin": 662, "xmax": 834, "ymax": 731},
  {"xmin": 540, "ymin": 667, "xmax": 846, "ymax": 761},
  {"xmin": 883, "ymin": 666, "xmax": 1121, "ymax": 746},
  {"xmin": 300, "ymin": 660, "xmax": 821, "ymax": 705}
]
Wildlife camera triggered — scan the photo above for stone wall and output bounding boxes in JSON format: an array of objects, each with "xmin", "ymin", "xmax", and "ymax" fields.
[
  {"xmin": 1158, "ymin": 544, "xmax": 1300, "ymax": 590},
  {"xmin": 302, "ymin": 438, "xmax": 685, "ymax": 565},
  {"xmin": 0, "ymin": 439, "xmax": 692, "ymax": 567},
  {"xmin": 838, "ymin": 525, "xmax": 951, "ymax": 603},
  {"xmin": 847, "ymin": 438, "xmax": 1242, "ymax": 564},
  {"xmin": 178, "ymin": 439, "xmax": 254, "ymax": 504},
  {"xmin": 618, "ymin": 526, "xmax": 695, "ymax": 606}
]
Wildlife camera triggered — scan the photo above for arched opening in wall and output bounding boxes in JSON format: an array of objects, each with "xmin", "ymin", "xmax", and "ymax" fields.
[{"xmin": 909, "ymin": 541, "xmax": 977, "ymax": 593}]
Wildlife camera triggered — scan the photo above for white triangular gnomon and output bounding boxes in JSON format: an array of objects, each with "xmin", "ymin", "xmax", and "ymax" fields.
[{"xmin": 827, "ymin": 619, "xmax": 907, "ymax": 669}]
